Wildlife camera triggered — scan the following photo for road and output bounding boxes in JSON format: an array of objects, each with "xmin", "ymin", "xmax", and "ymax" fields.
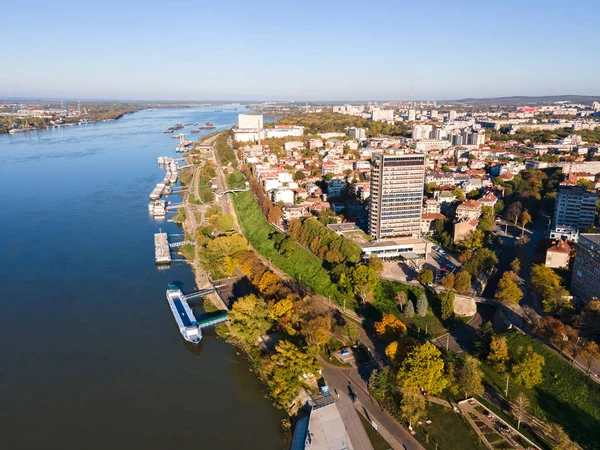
[
  {"xmin": 431, "ymin": 312, "xmax": 483, "ymax": 353},
  {"xmin": 321, "ymin": 361, "xmax": 425, "ymax": 450}
]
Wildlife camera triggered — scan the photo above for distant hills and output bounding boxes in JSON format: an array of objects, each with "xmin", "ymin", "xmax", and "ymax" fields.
[{"xmin": 452, "ymin": 95, "xmax": 599, "ymax": 106}]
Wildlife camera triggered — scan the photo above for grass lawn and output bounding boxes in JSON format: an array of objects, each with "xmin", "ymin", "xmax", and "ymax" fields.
[
  {"xmin": 226, "ymin": 171, "xmax": 344, "ymax": 303},
  {"xmin": 481, "ymin": 331, "xmax": 600, "ymax": 450},
  {"xmin": 415, "ymin": 403, "xmax": 487, "ymax": 450},
  {"xmin": 358, "ymin": 414, "xmax": 392, "ymax": 450}
]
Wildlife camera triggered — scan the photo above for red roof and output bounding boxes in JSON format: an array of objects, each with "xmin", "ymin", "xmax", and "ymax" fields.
[{"xmin": 422, "ymin": 213, "xmax": 445, "ymax": 221}]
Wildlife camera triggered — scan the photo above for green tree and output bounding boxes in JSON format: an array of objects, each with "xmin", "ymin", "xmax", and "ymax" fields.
[
  {"xmin": 350, "ymin": 265, "xmax": 378, "ymax": 302},
  {"xmin": 416, "ymin": 292, "xmax": 428, "ymax": 317},
  {"xmin": 268, "ymin": 340, "xmax": 320, "ymax": 407},
  {"xmin": 367, "ymin": 255, "xmax": 384, "ymax": 274},
  {"xmin": 504, "ymin": 201, "xmax": 523, "ymax": 226},
  {"xmin": 495, "ymin": 271, "xmax": 524, "ymax": 304},
  {"xmin": 453, "ymin": 187, "xmax": 466, "ymax": 201},
  {"xmin": 293, "ymin": 170, "xmax": 306, "ymax": 181},
  {"xmin": 458, "ymin": 355, "xmax": 484, "ymax": 399},
  {"xmin": 440, "ymin": 291, "xmax": 455, "ymax": 320},
  {"xmin": 418, "ymin": 268, "xmax": 434, "ymax": 285},
  {"xmin": 400, "ymin": 390, "xmax": 426, "ymax": 429},
  {"xmin": 487, "ymin": 336, "xmax": 509, "ymax": 373},
  {"xmin": 398, "ymin": 342, "xmax": 447, "ymax": 395},
  {"xmin": 454, "ymin": 271, "xmax": 472, "ymax": 294},
  {"xmin": 229, "ymin": 294, "xmax": 272, "ymax": 347},
  {"xmin": 405, "ymin": 299, "xmax": 415, "ymax": 318},
  {"xmin": 474, "ymin": 321, "xmax": 495, "ymax": 358},
  {"xmin": 442, "ymin": 273, "xmax": 455, "ymax": 291},
  {"xmin": 512, "ymin": 349, "xmax": 545, "ymax": 388},
  {"xmin": 530, "ymin": 264, "xmax": 570, "ymax": 312},
  {"xmin": 345, "ymin": 322, "xmax": 359, "ymax": 343},
  {"xmin": 478, "ymin": 206, "xmax": 495, "ymax": 231},
  {"xmin": 369, "ymin": 367, "xmax": 400, "ymax": 415}
]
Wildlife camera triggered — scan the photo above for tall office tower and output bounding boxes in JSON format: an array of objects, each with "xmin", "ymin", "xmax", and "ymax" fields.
[
  {"xmin": 552, "ymin": 186, "xmax": 599, "ymax": 232},
  {"xmin": 369, "ymin": 152, "xmax": 425, "ymax": 240},
  {"xmin": 571, "ymin": 234, "xmax": 600, "ymax": 303},
  {"xmin": 408, "ymin": 109, "xmax": 416, "ymax": 121}
]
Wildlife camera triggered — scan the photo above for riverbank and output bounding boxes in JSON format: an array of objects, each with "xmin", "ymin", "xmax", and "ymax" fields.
[{"xmin": 1, "ymin": 107, "xmax": 286, "ymax": 450}]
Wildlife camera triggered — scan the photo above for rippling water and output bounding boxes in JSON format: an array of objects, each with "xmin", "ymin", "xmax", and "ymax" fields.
[{"xmin": 0, "ymin": 107, "xmax": 284, "ymax": 450}]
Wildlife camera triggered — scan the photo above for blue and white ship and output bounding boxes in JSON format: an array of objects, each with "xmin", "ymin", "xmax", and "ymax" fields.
[{"xmin": 166, "ymin": 285, "xmax": 201, "ymax": 344}]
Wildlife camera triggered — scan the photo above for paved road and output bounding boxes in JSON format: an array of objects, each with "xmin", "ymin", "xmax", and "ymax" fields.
[
  {"xmin": 321, "ymin": 362, "xmax": 425, "ymax": 450},
  {"xmin": 431, "ymin": 312, "xmax": 483, "ymax": 353},
  {"xmin": 333, "ymin": 384, "xmax": 375, "ymax": 450}
]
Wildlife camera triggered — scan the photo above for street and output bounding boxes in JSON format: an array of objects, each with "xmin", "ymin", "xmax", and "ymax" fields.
[{"xmin": 321, "ymin": 361, "xmax": 425, "ymax": 450}]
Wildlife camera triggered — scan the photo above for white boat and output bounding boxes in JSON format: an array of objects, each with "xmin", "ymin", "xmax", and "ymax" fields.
[
  {"xmin": 169, "ymin": 172, "xmax": 178, "ymax": 184},
  {"xmin": 166, "ymin": 285, "xmax": 201, "ymax": 344},
  {"xmin": 152, "ymin": 200, "xmax": 167, "ymax": 216}
]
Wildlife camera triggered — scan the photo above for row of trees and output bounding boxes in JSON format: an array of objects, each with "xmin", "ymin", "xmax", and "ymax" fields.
[
  {"xmin": 287, "ymin": 217, "xmax": 362, "ymax": 265},
  {"xmin": 215, "ymin": 133, "xmax": 237, "ymax": 165},
  {"xmin": 226, "ymin": 249, "xmax": 358, "ymax": 408},
  {"xmin": 535, "ymin": 316, "xmax": 600, "ymax": 375},
  {"xmin": 242, "ymin": 165, "xmax": 284, "ymax": 225}
]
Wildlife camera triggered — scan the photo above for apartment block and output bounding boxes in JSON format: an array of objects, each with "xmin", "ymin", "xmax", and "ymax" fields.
[
  {"xmin": 551, "ymin": 186, "xmax": 598, "ymax": 233},
  {"xmin": 369, "ymin": 152, "xmax": 425, "ymax": 240},
  {"xmin": 571, "ymin": 234, "xmax": 600, "ymax": 303}
]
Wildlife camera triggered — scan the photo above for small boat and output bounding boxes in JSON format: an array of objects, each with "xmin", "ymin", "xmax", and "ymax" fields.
[
  {"xmin": 197, "ymin": 122, "xmax": 216, "ymax": 130},
  {"xmin": 152, "ymin": 200, "xmax": 167, "ymax": 217}
]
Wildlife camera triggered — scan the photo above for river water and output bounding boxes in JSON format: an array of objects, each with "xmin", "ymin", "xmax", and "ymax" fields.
[{"xmin": 0, "ymin": 107, "xmax": 284, "ymax": 450}]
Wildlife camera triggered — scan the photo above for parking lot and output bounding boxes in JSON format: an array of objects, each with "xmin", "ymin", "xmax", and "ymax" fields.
[{"xmin": 380, "ymin": 243, "xmax": 461, "ymax": 284}]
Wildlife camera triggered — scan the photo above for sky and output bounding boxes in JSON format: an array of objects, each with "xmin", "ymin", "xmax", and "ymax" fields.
[{"xmin": 1, "ymin": 0, "xmax": 599, "ymax": 101}]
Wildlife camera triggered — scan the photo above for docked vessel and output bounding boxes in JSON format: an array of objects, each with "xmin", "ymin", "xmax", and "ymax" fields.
[
  {"xmin": 166, "ymin": 285, "xmax": 201, "ymax": 344},
  {"xmin": 168, "ymin": 172, "xmax": 178, "ymax": 184},
  {"xmin": 149, "ymin": 183, "xmax": 165, "ymax": 201},
  {"xmin": 151, "ymin": 200, "xmax": 167, "ymax": 217},
  {"xmin": 154, "ymin": 232, "xmax": 171, "ymax": 264}
]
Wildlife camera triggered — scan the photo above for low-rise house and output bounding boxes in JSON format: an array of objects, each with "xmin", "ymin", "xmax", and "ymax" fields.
[
  {"xmin": 456, "ymin": 200, "xmax": 483, "ymax": 220},
  {"xmin": 421, "ymin": 213, "xmax": 445, "ymax": 234},
  {"xmin": 424, "ymin": 198, "xmax": 441, "ymax": 214},
  {"xmin": 545, "ymin": 239, "xmax": 574, "ymax": 269},
  {"xmin": 479, "ymin": 192, "xmax": 498, "ymax": 208},
  {"xmin": 454, "ymin": 219, "xmax": 479, "ymax": 243}
]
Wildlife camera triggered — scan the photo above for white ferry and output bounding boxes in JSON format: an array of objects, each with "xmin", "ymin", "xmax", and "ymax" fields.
[{"xmin": 166, "ymin": 285, "xmax": 201, "ymax": 344}]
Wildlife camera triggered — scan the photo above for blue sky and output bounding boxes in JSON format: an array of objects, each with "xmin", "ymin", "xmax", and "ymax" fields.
[{"xmin": 2, "ymin": 0, "xmax": 599, "ymax": 101}]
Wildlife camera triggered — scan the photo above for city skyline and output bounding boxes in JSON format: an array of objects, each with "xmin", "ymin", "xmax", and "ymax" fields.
[{"xmin": 2, "ymin": 0, "xmax": 599, "ymax": 100}]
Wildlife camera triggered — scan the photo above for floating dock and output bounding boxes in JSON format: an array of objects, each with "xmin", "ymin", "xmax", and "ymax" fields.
[{"xmin": 154, "ymin": 232, "xmax": 171, "ymax": 264}]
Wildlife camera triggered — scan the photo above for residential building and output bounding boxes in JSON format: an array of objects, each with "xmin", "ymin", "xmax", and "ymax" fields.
[
  {"xmin": 371, "ymin": 108, "xmax": 394, "ymax": 123},
  {"xmin": 421, "ymin": 213, "xmax": 445, "ymax": 234},
  {"xmin": 369, "ymin": 152, "xmax": 425, "ymax": 240},
  {"xmin": 454, "ymin": 219, "xmax": 478, "ymax": 243},
  {"xmin": 545, "ymin": 240, "xmax": 573, "ymax": 269},
  {"xmin": 348, "ymin": 127, "xmax": 367, "ymax": 140},
  {"xmin": 551, "ymin": 186, "xmax": 598, "ymax": 234},
  {"xmin": 571, "ymin": 234, "xmax": 600, "ymax": 303},
  {"xmin": 479, "ymin": 192, "xmax": 498, "ymax": 209},
  {"xmin": 423, "ymin": 198, "xmax": 441, "ymax": 214},
  {"xmin": 327, "ymin": 179, "xmax": 347, "ymax": 197},
  {"xmin": 456, "ymin": 200, "xmax": 483, "ymax": 220}
]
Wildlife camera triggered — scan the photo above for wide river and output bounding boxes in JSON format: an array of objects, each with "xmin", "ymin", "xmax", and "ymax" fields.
[{"xmin": 0, "ymin": 107, "xmax": 284, "ymax": 449}]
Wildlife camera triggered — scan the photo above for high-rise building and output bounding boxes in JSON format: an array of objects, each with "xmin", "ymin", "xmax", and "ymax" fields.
[
  {"xmin": 408, "ymin": 109, "xmax": 416, "ymax": 121},
  {"xmin": 238, "ymin": 113, "xmax": 263, "ymax": 130},
  {"xmin": 571, "ymin": 234, "xmax": 600, "ymax": 303},
  {"xmin": 551, "ymin": 186, "xmax": 598, "ymax": 233},
  {"xmin": 369, "ymin": 152, "xmax": 425, "ymax": 240},
  {"xmin": 448, "ymin": 110, "xmax": 457, "ymax": 121}
]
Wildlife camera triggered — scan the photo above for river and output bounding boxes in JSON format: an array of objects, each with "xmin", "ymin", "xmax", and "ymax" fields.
[{"xmin": 0, "ymin": 107, "xmax": 285, "ymax": 450}]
